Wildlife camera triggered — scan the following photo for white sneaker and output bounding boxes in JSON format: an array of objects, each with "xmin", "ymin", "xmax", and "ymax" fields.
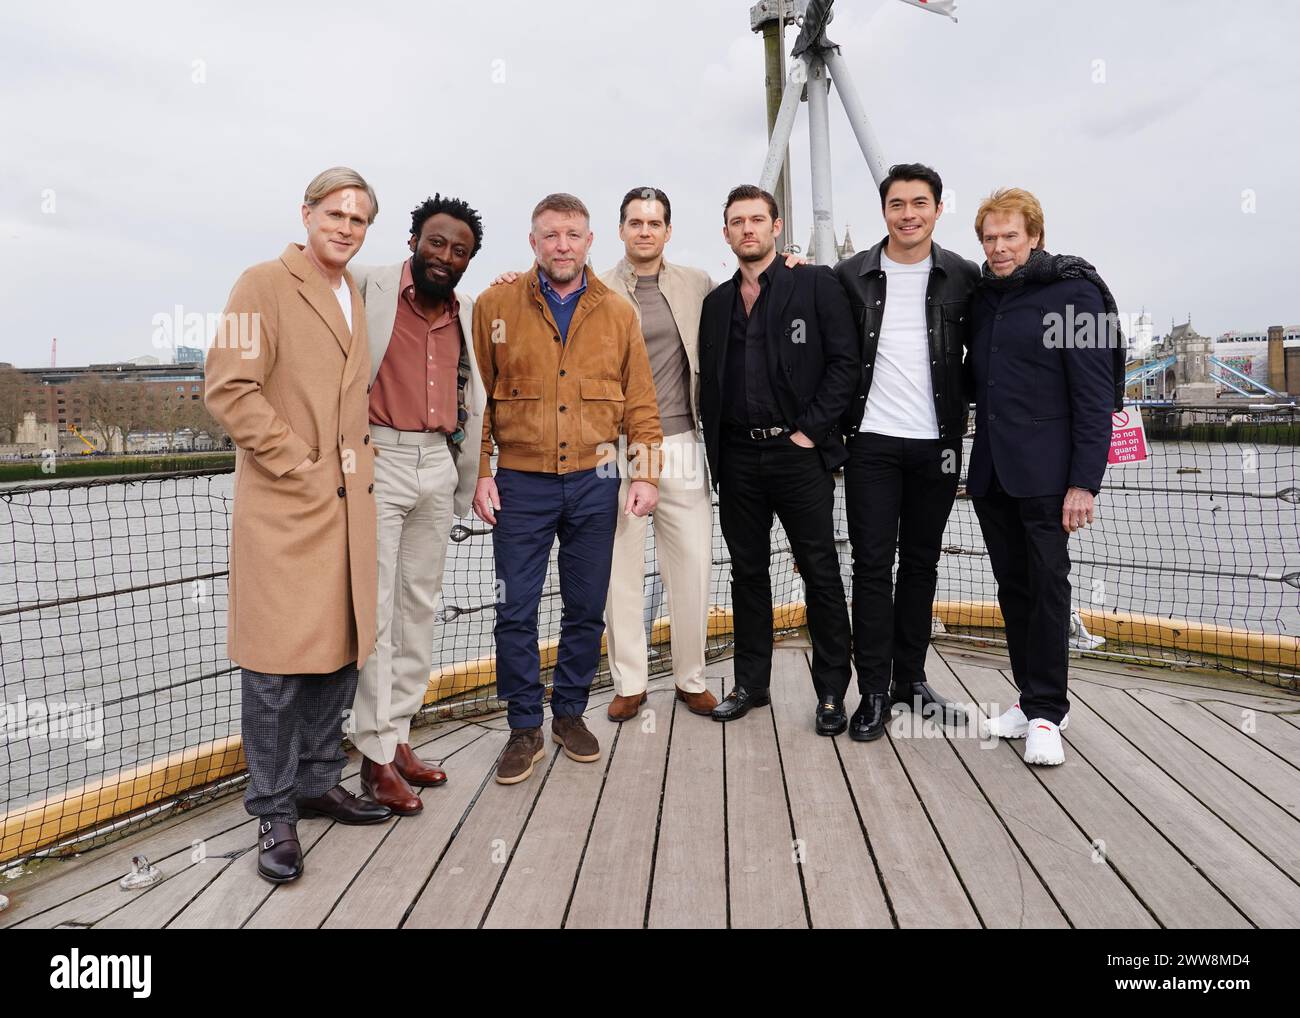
[
  {"xmin": 1024, "ymin": 718, "xmax": 1067, "ymax": 766},
  {"xmin": 981, "ymin": 701, "xmax": 1069, "ymax": 741}
]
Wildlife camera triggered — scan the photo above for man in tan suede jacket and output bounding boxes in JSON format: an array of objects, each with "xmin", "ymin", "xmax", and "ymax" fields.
[{"xmin": 471, "ymin": 192, "xmax": 662, "ymax": 786}]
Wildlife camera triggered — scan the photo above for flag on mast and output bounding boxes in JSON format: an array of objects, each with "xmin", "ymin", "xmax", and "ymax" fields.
[{"xmin": 897, "ymin": 0, "xmax": 959, "ymax": 21}]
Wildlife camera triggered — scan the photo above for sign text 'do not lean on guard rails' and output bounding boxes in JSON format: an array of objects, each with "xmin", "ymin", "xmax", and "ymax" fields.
[{"xmin": 1108, "ymin": 407, "xmax": 1149, "ymax": 465}]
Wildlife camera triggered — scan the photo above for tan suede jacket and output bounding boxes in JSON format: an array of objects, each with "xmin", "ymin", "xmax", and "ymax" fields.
[{"xmin": 473, "ymin": 265, "xmax": 662, "ymax": 482}]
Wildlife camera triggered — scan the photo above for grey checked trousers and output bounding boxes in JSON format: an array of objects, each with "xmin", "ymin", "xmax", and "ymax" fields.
[{"xmin": 240, "ymin": 663, "xmax": 358, "ymax": 823}]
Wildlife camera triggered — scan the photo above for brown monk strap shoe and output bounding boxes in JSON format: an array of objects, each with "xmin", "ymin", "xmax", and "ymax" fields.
[
  {"xmin": 359, "ymin": 759, "xmax": 423, "ymax": 815},
  {"xmin": 675, "ymin": 686, "xmax": 718, "ymax": 715},
  {"xmin": 551, "ymin": 715, "xmax": 601, "ymax": 762},
  {"xmin": 394, "ymin": 742, "xmax": 448, "ymax": 787},
  {"xmin": 606, "ymin": 691, "xmax": 647, "ymax": 723},
  {"xmin": 496, "ymin": 727, "xmax": 545, "ymax": 785}
]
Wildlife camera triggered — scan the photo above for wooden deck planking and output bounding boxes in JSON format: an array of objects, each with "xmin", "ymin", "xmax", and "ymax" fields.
[
  {"xmin": 883, "ymin": 681, "xmax": 1068, "ymax": 929},
  {"xmin": 722, "ymin": 666, "xmax": 808, "ymax": 930},
  {"xmin": 767, "ymin": 650, "xmax": 891, "ymax": 928},
  {"xmin": 480, "ymin": 710, "xmax": 620, "ymax": 928},
  {"xmin": 922, "ymin": 651, "xmax": 1157, "ymax": 928},
  {"xmin": 4, "ymin": 644, "xmax": 1298, "ymax": 929},
  {"xmin": 1125, "ymin": 689, "xmax": 1300, "ymax": 821},
  {"xmin": 833, "ymin": 696, "xmax": 979, "ymax": 928},
  {"xmin": 1070, "ymin": 682, "xmax": 1300, "ymax": 878},
  {"xmin": 645, "ymin": 678, "xmax": 727, "ymax": 929},
  {"xmin": 565, "ymin": 688, "xmax": 675, "ymax": 928},
  {"xmin": 1199, "ymin": 699, "xmax": 1300, "ymax": 767},
  {"xmin": 940, "ymin": 656, "xmax": 1249, "ymax": 928},
  {"xmin": 1052, "ymin": 691, "xmax": 1300, "ymax": 927}
]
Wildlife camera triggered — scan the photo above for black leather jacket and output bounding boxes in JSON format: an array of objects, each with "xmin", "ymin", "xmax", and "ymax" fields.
[{"xmin": 833, "ymin": 238, "xmax": 981, "ymax": 441}]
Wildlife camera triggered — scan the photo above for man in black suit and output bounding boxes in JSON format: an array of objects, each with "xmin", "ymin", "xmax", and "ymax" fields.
[
  {"xmin": 966, "ymin": 187, "xmax": 1115, "ymax": 767},
  {"xmin": 698, "ymin": 184, "xmax": 859, "ymax": 728}
]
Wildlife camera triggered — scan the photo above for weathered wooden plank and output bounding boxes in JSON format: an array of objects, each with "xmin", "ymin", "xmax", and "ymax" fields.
[
  {"xmin": 251, "ymin": 726, "xmax": 494, "ymax": 929},
  {"xmin": 1069, "ymin": 669, "xmax": 1300, "ymax": 713},
  {"xmin": 723, "ymin": 667, "xmax": 808, "ymax": 930},
  {"xmin": 935, "ymin": 642, "xmax": 1300, "ymax": 708},
  {"xmin": 481, "ymin": 710, "xmax": 620, "ymax": 928},
  {"xmin": 937, "ymin": 651, "xmax": 1248, "ymax": 928},
  {"xmin": 1127, "ymin": 689, "xmax": 1300, "ymax": 821},
  {"xmin": 1050, "ymin": 688, "xmax": 1300, "ymax": 927},
  {"xmin": 565, "ymin": 688, "xmax": 675, "ymax": 928},
  {"xmin": 922, "ymin": 650, "xmax": 1156, "ymax": 928},
  {"xmin": 767, "ymin": 650, "xmax": 891, "ymax": 928},
  {"xmin": 646, "ymin": 678, "xmax": 727, "ymax": 930},
  {"xmin": 1200, "ymin": 700, "xmax": 1300, "ymax": 767},
  {"xmin": 834, "ymin": 694, "xmax": 979, "ymax": 928},
  {"xmin": 0, "ymin": 719, "xmax": 470, "ymax": 926},
  {"xmin": 94, "ymin": 823, "xmax": 254, "ymax": 930},
  {"xmin": 402, "ymin": 740, "xmax": 554, "ymax": 929},
  {"xmin": 886, "ymin": 678, "xmax": 1067, "ymax": 929},
  {"xmin": 1072, "ymin": 682, "xmax": 1300, "ymax": 878}
]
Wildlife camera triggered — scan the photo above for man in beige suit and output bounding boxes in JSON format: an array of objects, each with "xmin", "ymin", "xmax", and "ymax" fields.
[
  {"xmin": 348, "ymin": 195, "xmax": 487, "ymax": 814},
  {"xmin": 205, "ymin": 166, "xmax": 393, "ymax": 886},
  {"xmin": 599, "ymin": 187, "xmax": 719, "ymax": 722}
]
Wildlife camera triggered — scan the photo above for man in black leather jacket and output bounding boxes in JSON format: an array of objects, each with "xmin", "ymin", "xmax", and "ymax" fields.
[{"xmin": 833, "ymin": 164, "xmax": 979, "ymax": 741}]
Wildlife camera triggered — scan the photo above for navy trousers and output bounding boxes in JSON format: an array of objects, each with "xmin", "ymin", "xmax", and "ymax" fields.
[{"xmin": 492, "ymin": 466, "xmax": 620, "ymax": 729}]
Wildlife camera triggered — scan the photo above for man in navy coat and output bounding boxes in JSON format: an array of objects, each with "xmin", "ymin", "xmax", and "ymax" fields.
[{"xmin": 966, "ymin": 188, "xmax": 1115, "ymax": 767}]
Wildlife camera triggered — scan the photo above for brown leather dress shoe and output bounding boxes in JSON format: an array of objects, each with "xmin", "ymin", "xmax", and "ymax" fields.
[
  {"xmin": 676, "ymin": 686, "xmax": 719, "ymax": 716},
  {"xmin": 496, "ymin": 727, "xmax": 545, "ymax": 785},
  {"xmin": 359, "ymin": 758, "xmax": 423, "ymax": 815},
  {"xmin": 606, "ymin": 691, "xmax": 647, "ymax": 723},
  {"xmin": 394, "ymin": 743, "xmax": 447, "ymax": 787},
  {"xmin": 551, "ymin": 715, "xmax": 601, "ymax": 762}
]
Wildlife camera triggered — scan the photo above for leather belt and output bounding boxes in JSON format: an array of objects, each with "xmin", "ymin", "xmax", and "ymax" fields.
[
  {"xmin": 726, "ymin": 424, "xmax": 789, "ymax": 441},
  {"xmin": 370, "ymin": 424, "xmax": 448, "ymax": 447}
]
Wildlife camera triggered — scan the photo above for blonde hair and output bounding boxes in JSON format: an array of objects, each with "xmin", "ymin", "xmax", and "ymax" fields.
[
  {"xmin": 303, "ymin": 166, "xmax": 378, "ymax": 224},
  {"xmin": 974, "ymin": 187, "xmax": 1045, "ymax": 249}
]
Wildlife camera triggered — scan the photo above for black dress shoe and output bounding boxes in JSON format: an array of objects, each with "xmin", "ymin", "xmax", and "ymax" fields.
[
  {"xmin": 296, "ymin": 784, "xmax": 394, "ymax": 825},
  {"xmin": 257, "ymin": 820, "xmax": 303, "ymax": 884},
  {"xmin": 815, "ymin": 695, "xmax": 847, "ymax": 736},
  {"xmin": 850, "ymin": 692, "xmax": 892, "ymax": 742},
  {"xmin": 711, "ymin": 685, "xmax": 771, "ymax": 722},
  {"xmin": 891, "ymin": 679, "xmax": 968, "ymax": 726}
]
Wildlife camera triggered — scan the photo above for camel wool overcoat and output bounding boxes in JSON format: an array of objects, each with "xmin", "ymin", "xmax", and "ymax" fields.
[{"xmin": 205, "ymin": 243, "xmax": 377, "ymax": 675}]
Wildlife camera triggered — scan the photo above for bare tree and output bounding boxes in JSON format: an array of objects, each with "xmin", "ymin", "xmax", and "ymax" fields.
[{"xmin": 0, "ymin": 365, "xmax": 27, "ymax": 443}]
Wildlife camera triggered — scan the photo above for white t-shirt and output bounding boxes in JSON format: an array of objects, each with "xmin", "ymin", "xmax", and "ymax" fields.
[
  {"xmin": 333, "ymin": 280, "xmax": 352, "ymax": 331},
  {"xmin": 858, "ymin": 251, "xmax": 940, "ymax": 439}
]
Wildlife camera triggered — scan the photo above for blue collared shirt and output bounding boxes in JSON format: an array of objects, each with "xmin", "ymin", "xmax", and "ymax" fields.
[{"xmin": 538, "ymin": 267, "xmax": 587, "ymax": 342}]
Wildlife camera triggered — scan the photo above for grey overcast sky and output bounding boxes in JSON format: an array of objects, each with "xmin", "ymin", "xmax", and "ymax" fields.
[{"xmin": 1, "ymin": 0, "xmax": 1296, "ymax": 368}]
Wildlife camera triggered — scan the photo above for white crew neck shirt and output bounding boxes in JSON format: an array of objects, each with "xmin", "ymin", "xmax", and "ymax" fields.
[
  {"xmin": 858, "ymin": 250, "xmax": 940, "ymax": 439},
  {"xmin": 332, "ymin": 279, "xmax": 352, "ymax": 332}
]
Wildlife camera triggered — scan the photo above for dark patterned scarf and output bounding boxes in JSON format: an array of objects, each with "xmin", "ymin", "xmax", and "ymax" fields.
[{"xmin": 980, "ymin": 248, "xmax": 1127, "ymax": 410}]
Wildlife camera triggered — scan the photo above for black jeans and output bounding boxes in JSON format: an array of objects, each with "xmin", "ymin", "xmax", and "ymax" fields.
[
  {"xmin": 844, "ymin": 432, "xmax": 960, "ymax": 695},
  {"xmin": 971, "ymin": 478, "xmax": 1071, "ymax": 725},
  {"xmin": 717, "ymin": 429, "xmax": 851, "ymax": 698}
]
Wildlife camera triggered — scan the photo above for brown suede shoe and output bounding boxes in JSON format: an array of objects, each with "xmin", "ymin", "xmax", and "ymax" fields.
[
  {"xmin": 496, "ymin": 727, "xmax": 545, "ymax": 785},
  {"xmin": 676, "ymin": 686, "xmax": 719, "ymax": 716},
  {"xmin": 360, "ymin": 758, "xmax": 423, "ymax": 815},
  {"xmin": 606, "ymin": 691, "xmax": 647, "ymax": 723},
  {"xmin": 394, "ymin": 742, "xmax": 448, "ymax": 787},
  {"xmin": 551, "ymin": 715, "xmax": 601, "ymax": 762}
]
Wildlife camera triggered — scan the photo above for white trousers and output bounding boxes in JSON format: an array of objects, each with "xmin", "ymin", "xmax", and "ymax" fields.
[
  {"xmin": 352, "ymin": 432, "xmax": 457, "ymax": 763},
  {"xmin": 604, "ymin": 430, "xmax": 713, "ymax": 696}
]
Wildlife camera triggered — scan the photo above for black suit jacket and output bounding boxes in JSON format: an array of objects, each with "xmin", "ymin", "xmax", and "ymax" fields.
[
  {"xmin": 966, "ymin": 276, "xmax": 1114, "ymax": 498},
  {"xmin": 698, "ymin": 258, "xmax": 860, "ymax": 484}
]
